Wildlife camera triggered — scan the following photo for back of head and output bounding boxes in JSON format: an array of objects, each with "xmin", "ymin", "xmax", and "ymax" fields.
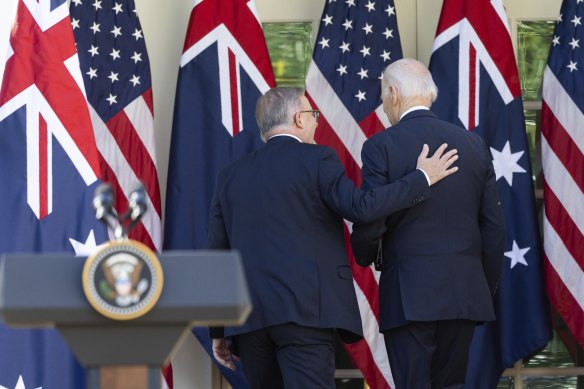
[
  {"xmin": 382, "ymin": 59, "xmax": 438, "ymax": 104},
  {"xmin": 255, "ymin": 87, "xmax": 304, "ymax": 142}
]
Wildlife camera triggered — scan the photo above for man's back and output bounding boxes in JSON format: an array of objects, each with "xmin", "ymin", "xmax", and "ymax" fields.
[
  {"xmin": 209, "ymin": 135, "xmax": 363, "ymax": 339},
  {"xmin": 353, "ymin": 109, "xmax": 505, "ymax": 331}
]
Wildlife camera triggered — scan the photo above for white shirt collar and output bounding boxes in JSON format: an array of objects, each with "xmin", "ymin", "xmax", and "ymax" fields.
[
  {"xmin": 399, "ymin": 106, "xmax": 429, "ymax": 121},
  {"xmin": 267, "ymin": 133, "xmax": 302, "ymax": 143}
]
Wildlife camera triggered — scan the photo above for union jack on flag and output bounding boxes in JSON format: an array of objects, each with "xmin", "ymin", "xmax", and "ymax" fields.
[
  {"xmin": 305, "ymin": 0, "xmax": 403, "ymax": 387},
  {"xmin": 542, "ymin": 0, "xmax": 584, "ymax": 355},
  {"xmin": 163, "ymin": 0, "xmax": 275, "ymax": 386},
  {"xmin": 0, "ymin": 0, "xmax": 107, "ymax": 387},
  {"xmin": 0, "ymin": 0, "xmax": 162, "ymax": 387},
  {"xmin": 429, "ymin": 0, "xmax": 551, "ymax": 386}
]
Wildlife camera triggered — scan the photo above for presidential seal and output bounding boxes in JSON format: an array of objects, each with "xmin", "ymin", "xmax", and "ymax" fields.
[{"xmin": 82, "ymin": 240, "xmax": 164, "ymax": 320}]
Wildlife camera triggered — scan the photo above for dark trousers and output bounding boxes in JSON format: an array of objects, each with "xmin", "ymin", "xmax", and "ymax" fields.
[
  {"xmin": 383, "ymin": 320, "xmax": 476, "ymax": 389},
  {"xmin": 233, "ymin": 323, "xmax": 336, "ymax": 389}
]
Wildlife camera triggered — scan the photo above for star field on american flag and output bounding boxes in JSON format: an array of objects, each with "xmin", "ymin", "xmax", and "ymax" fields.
[
  {"xmin": 71, "ymin": 0, "xmax": 150, "ymax": 121},
  {"xmin": 313, "ymin": 0, "xmax": 400, "ymax": 122},
  {"xmin": 549, "ymin": 0, "xmax": 584, "ymax": 93},
  {"xmin": 69, "ymin": 0, "xmax": 162, "ymax": 252}
]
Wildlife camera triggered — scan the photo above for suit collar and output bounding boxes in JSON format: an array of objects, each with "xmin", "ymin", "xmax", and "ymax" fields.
[
  {"xmin": 266, "ymin": 134, "xmax": 302, "ymax": 144},
  {"xmin": 399, "ymin": 109, "xmax": 437, "ymax": 123}
]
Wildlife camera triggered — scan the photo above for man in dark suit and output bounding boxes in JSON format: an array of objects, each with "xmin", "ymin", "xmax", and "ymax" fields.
[
  {"xmin": 351, "ymin": 59, "xmax": 506, "ymax": 389},
  {"xmin": 208, "ymin": 87, "xmax": 459, "ymax": 388}
]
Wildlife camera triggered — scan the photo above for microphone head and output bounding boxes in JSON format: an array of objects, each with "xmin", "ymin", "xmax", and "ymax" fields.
[
  {"xmin": 93, "ymin": 183, "xmax": 114, "ymax": 220},
  {"xmin": 128, "ymin": 182, "xmax": 147, "ymax": 221}
]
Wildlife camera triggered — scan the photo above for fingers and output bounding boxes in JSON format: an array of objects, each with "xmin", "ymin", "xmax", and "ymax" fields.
[
  {"xmin": 212, "ymin": 339, "xmax": 237, "ymax": 371},
  {"xmin": 418, "ymin": 144, "xmax": 429, "ymax": 159},
  {"xmin": 440, "ymin": 148, "xmax": 458, "ymax": 162},
  {"xmin": 442, "ymin": 152, "xmax": 459, "ymax": 169},
  {"xmin": 431, "ymin": 143, "xmax": 448, "ymax": 159},
  {"xmin": 213, "ymin": 350, "xmax": 237, "ymax": 371}
]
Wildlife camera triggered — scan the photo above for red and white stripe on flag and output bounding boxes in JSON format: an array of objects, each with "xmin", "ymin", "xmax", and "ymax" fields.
[
  {"xmin": 542, "ymin": 0, "xmax": 584, "ymax": 350},
  {"xmin": 69, "ymin": 0, "xmax": 162, "ymax": 252},
  {"xmin": 305, "ymin": 0, "xmax": 403, "ymax": 386}
]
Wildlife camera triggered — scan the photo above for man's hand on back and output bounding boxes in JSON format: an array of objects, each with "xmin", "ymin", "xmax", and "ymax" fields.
[{"xmin": 416, "ymin": 143, "xmax": 459, "ymax": 185}]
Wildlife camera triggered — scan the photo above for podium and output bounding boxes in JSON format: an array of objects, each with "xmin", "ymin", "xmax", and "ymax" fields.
[{"xmin": 0, "ymin": 250, "xmax": 251, "ymax": 389}]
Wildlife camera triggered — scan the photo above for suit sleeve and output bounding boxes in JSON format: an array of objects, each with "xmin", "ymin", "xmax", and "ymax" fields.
[
  {"xmin": 208, "ymin": 191, "xmax": 230, "ymax": 250},
  {"xmin": 350, "ymin": 139, "xmax": 399, "ymax": 266},
  {"xmin": 479, "ymin": 140, "xmax": 506, "ymax": 295},
  {"xmin": 207, "ymin": 187, "xmax": 229, "ymax": 339},
  {"xmin": 318, "ymin": 143, "xmax": 427, "ymax": 230}
]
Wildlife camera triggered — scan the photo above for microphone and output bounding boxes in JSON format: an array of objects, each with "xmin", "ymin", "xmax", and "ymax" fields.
[
  {"xmin": 93, "ymin": 183, "xmax": 115, "ymax": 222},
  {"xmin": 92, "ymin": 181, "xmax": 147, "ymax": 239},
  {"xmin": 128, "ymin": 182, "xmax": 147, "ymax": 223}
]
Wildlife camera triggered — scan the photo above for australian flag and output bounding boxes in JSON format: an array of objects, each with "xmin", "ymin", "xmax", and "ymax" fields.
[
  {"xmin": 0, "ymin": 0, "xmax": 108, "ymax": 388},
  {"xmin": 428, "ymin": 0, "xmax": 551, "ymax": 387},
  {"xmin": 163, "ymin": 0, "xmax": 275, "ymax": 386}
]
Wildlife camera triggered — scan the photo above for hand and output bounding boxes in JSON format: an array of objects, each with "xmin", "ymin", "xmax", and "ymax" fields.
[
  {"xmin": 212, "ymin": 338, "xmax": 239, "ymax": 371},
  {"xmin": 416, "ymin": 143, "xmax": 459, "ymax": 185}
]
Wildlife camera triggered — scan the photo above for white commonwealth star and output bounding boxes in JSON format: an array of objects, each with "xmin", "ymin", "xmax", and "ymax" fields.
[
  {"xmin": 0, "ymin": 374, "xmax": 42, "ymax": 389},
  {"xmin": 70, "ymin": 230, "xmax": 106, "ymax": 257},
  {"xmin": 490, "ymin": 141, "xmax": 526, "ymax": 186},
  {"xmin": 505, "ymin": 241, "xmax": 530, "ymax": 269}
]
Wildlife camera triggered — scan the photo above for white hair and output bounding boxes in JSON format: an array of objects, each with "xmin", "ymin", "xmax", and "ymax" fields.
[{"xmin": 381, "ymin": 58, "xmax": 438, "ymax": 103}]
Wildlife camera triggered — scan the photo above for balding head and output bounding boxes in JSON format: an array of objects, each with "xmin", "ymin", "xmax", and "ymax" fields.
[
  {"xmin": 381, "ymin": 59, "xmax": 438, "ymax": 104},
  {"xmin": 380, "ymin": 59, "xmax": 438, "ymax": 125}
]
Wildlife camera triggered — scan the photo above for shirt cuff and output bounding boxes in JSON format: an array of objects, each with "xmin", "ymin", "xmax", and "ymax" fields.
[{"xmin": 417, "ymin": 168, "xmax": 431, "ymax": 186}]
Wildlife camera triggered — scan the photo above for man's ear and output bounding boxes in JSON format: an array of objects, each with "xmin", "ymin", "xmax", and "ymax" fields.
[
  {"xmin": 294, "ymin": 112, "xmax": 303, "ymax": 128},
  {"xmin": 390, "ymin": 85, "xmax": 398, "ymax": 105}
]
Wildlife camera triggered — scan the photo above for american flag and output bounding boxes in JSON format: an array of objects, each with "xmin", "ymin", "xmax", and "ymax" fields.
[
  {"xmin": 306, "ymin": 0, "xmax": 403, "ymax": 387},
  {"xmin": 429, "ymin": 0, "xmax": 551, "ymax": 386},
  {"xmin": 70, "ymin": 0, "xmax": 161, "ymax": 252},
  {"xmin": 542, "ymin": 0, "xmax": 584, "ymax": 351},
  {"xmin": 0, "ymin": 0, "xmax": 108, "ymax": 387},
  {"xmin": 163, "ymin": 0, "xmax": 274, "ymax": 386}
]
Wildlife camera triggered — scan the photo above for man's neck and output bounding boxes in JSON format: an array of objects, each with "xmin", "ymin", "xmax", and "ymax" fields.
[
  {"xmin": 268, "ymin": 133, "xmax": 302, "ymax": 142},
  {"xmin": 399, "ymin": 106, "xmax": 429, "ymax": 121}
]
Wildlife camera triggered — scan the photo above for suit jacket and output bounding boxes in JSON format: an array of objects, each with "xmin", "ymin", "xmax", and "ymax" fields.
[
  {"xmin": 208, "ymin": 135, "xmax": 430, "ymax": 341},
  {"xmin": 350, "ymin": 110, "xmax": 506, "ymax": 332}
]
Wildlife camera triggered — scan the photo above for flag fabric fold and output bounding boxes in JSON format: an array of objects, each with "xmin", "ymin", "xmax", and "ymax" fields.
[
  {"xmin": 0, "ymin": 0, "xmax": 162, "ymax": 387},
  {"xmin": 163, "ymin": 0, "xmax": 275, "ymax": 386},
  {"xmin": 0, "ymin": 0, "xmax": 108, "ymax": 387},
  {"xmin": 69, "ymin": 0, "xmax": 162, "ymax": 252},
  {"xmin": 542, "ymin": 0, "xmax": 584, "ymax": 351},
  {"xmin": 428, "ymin": 0, "xmax": 551, "ymax": 387},
  {"xmin": 305, "ymin": 0, "xmax": 403, "ymax": 387}
]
